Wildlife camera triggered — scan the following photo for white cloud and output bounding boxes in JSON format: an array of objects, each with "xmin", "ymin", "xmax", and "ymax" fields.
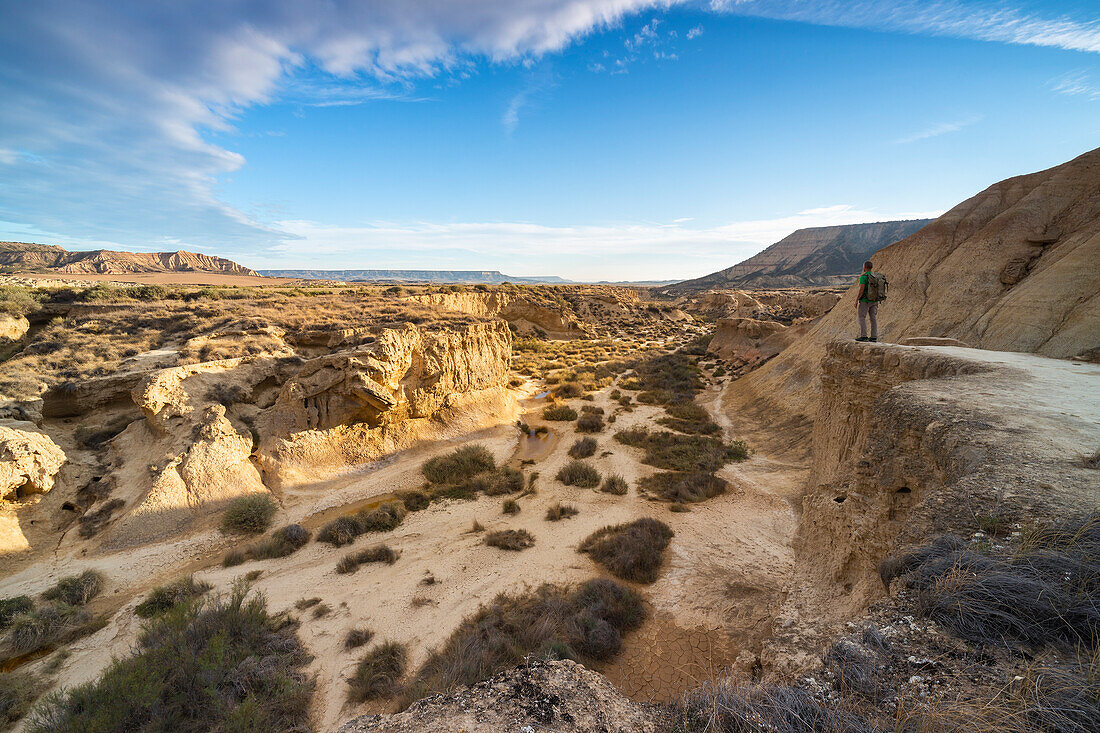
[
  {"xmin": 1050, "ymin": 70, "xmax": 1100, "ymax": 101},
  {"xmin": 710, "ymin": 1, "xmax": 1100, "ymax": 54},
  {"xmin": 264, "ymin": 205, "xmax": 942, "ymax": 280},
  {"xmin": 686, "ymin": 25, "xmax": 704, "ymax": 39},
  {"xmin": 894, "ymin": 114, "xmax": 982, "ymax": 144}
]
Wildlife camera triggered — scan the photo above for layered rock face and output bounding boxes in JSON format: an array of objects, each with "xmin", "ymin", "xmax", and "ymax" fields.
[
  {"xmin": 407, "ymin": 291, "xmax": 589, "ymax": 338},
  {"xmin": 725, "ymin": 148, "xmax": 1100, "ymax": 449},
  {"xmin": 257, "ymin": 321, "xmax": 514, "ymax": 488},
  {"xmin": 664, "ymin": 220, "xmax": 931, "ymax": 293},
  {"xmin": 0, "ymin": 420, "xmax": 65, "ymax": 501},
  {"xmin": 0, "ymin": 242, "xmax": 256, "ymax": 275},
  {"xmin": 764, "ymin": 340, "xmax": 1100, "ymax": 674}
]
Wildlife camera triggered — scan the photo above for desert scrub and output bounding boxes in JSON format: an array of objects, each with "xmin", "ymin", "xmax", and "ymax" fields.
[
  {"xmin": 484, "ymin": 466, "xmax": 523, "ymax": 496},
  {"xmin": 542, "ymin": 404, "xmax": 578, "ymax": 421},
  {"xmin": 545, "ymin": 502, "xmax": 579, "ymax": 521},
  {"xmin": 576, "ymin": 413, "xmax": 604, "ymax": 433},
  {"xmin": 398, "ymin": 489, "xmax": 431, "ymax": 512},
  {"xmin": 579, "ymin": 518, "xmax": 674, "ymax": 583},
  {"xmin": 348, "ymin": 641, "xmax": 408, "ymax": 702},
  {"xmin": 134, "ymin": 576, "xmax": 211, "ymax": 618},
  {"xmin": 344, "ymin": 628, "xmax": 375, "ymax": 650},
  {"xmin": 42, "ymin": 569, "xmax": 104, "ymax": 606},
  {"xmin": 8, "ymin": 603, "xmax": 93, "ymax": 654},
  {"xmin": 502, "ymin": 498, "xmax": 520, "ymax": 515},
  {"xmin": 0, "ymin": 670, "xmax": 46, "ymax": 727},
  {"xmin": 601, "ymin": 474, "xmax": 629, "ymax": 495},
  {"xmin": 658, "ymin": 402, "xmax": 721, "ymax": 436},
  {"xmin": 317, "ymin": 501, "xmax": 407, "ymax": 546},
  {"xmin": 421, "ymin": 444, "xmax": 495, "ymax": 484},
  {"xmin": 641, "ymin": 471, "xmax": 727, "ymax": 503},
  {"xmin": 336, "ymin": 545, "xmax": 400, "ymax": 574},
  {"xmin": 568, "ymin": 437, "xmax": 597, "ymax": 459},
  {"xmin": 248, "ymin": 523, "xmax": 311, "ymax": 560},
  {"xmin": 220, "ymin": 493, "xmax": 277, "ymax": 534},
  {"xmin": 553, "ymin": 381, "xmax": 584, "ymax": 399},
  {"xmin": 402, "ymin": 579, "xmax": 644, "ymax": 705},
  {"xmin": 0, "ymin": 595, "xmax": 34, "ymax": 630},
  {"xmin": 556, "ymin": 460, "xmax": 601, "ymax": 488},
  {"xmin": 614, "ymin": 428, "xmax": 748, "ymax": 472},
  {"xmin": 26, "ymin": 588, "xmax": 314, "ymax": 732},
  {"xmin": 485, "ymin": 529, "xmax": 535, "ymax": 551}
]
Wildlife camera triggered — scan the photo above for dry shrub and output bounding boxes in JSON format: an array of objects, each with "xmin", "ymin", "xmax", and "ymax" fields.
[
  {"xmin": 502, "ymin": 498, "xmax": 520, "ymax": 515},
  {"xmin": 674, "ymin": 680, "xmax": 878, "ymax": 733},
  {"xmin": 484, "ymin": 467, "xmax": 523, "ymax": 496},
  {"xmin": 568, "ymin": 437, "xmax": 598, "ymax": 458},
  {"xmin": 8, "ymin": 603, "xmax": 93, "ymax": 654},
  {"xmin": 545, "ymin": 502, "xmax": 579, "ymax": 521},
  {"xmin": 641, "ymin": 471, "xmax": 727, "ymax": 503},
  {"xmin": 348, "ymin": 641, "xmax": 408, "ymax": 702},
  {"xmin": 578, "ymin": 518, "xmax": 673, "ymax": 583},
  {"xmin": 556, "ymin": 460, "xmax": 601, "ymax": 488},
  {"xmin": 317, "ymin": 501, "xmax": 407, "ymax": 546},
  {"xmin": 42, "ymin": 570, "xmax": 104, "ymax": 607},
  {"xmin": 554, "ymin": 381, "xmax": 584, "ymax": 399},
  {"xmin": 542, "ymin": 404, "xmax": 578, "ymax": 421},
  {"xmin": 220, "ymin": 494, "xmax": 277, "ymax": 534},
  {"xmin": 658, "ymin": 402, "xmax": 721, "ymax": 435},
  {"xmin": 422, "ymin": 444, "xmax": 495, "ymax": 484},
  {"xmin": 601, "ymin": 474, "xmax": 629, "ymax": 495},
  {"xmin": 576, "ymin": 413, "xmax": 605, "ymax": 433},
  {"xmin": 398, "ymin": 490, "xmax": 431, "ymax": 512},
  {"xmin": 0, "ymin": 595, "xmax": 34, "ymax": 630},
  {"xmin": 336, "ymin": 545, "xmax": 400, "ymax": 574},
  {"xmin": 345, "ymin": 628, "xmax": 374, "ymax": 650},
  {"xmin": 249, "ymin": 524, "xmax": 311, "ymax": 560},
  {"xmin": 402, "ymin": 579, "xmax": 644, "ymax": 705},
  {"xmin": 614, "ymin": 428, "xmax": 747, "ymax": 472},
  {"xmin": 485, "ymin": 529, "xmax": 535, "ymax": 551}
]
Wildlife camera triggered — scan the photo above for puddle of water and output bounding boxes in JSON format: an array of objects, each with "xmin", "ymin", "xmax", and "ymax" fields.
[{"xmin": 534, "ymin": 390, "xmax": 551, "ymax": 399}]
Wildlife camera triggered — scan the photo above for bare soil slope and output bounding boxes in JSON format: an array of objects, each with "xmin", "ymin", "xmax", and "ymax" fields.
[{"xmin": 0, "ymin": 242, "xmax": 256, "ymax": 276}]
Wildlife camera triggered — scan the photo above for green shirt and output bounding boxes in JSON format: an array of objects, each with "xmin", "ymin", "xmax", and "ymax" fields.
[{"xmin": 859, "ymin": 272, "xmax": 874, "ymax": 303}]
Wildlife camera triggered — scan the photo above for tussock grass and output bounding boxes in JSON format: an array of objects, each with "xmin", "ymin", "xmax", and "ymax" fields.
[
  {"xmin": 556, "ymin": 460, "xmax": 601, "ymax": 488},
  {"xmin": 248, "ymin": 523, "xmax": 311, "ymax": 560},
  {"xmin": 658, "ymin": 402, "xmax": 721, "ymax": 435},
  {"xmin": 26, "ymin": 588, "xmax": 314, "ymax": 732},
  {"xmin": 601, "ymin": 474, "xmax": 629, "ymax": 495},
  {"xmin": 8, "ymin": 603, "xmax": 92, "ymax": 654},
  {"xmin": 543, "ymin": 404, "xmax": 578, "ymax": 421},
  {"xmin": 134, "ymin": 576, "xmax": 211, "ymax": 618},
  {"xmin": 336, "ymin": 545, "xmax": 400, "ymax": 574},
  {"xmin": 348, "ymin": 641, "xmax": 408, "ymax": 702},
  {"xmin": 402, "ymin": 579, "xmax": 644, "ymax": 705},
  {"xmin": 0, "ymin": 670, "xmax": 46, "ymax": 727},
  {"xmin": 545, "ymin": 502, "xmax": 579, "ymax": 521},
  {"xmin": 576, "ymin": 413, "xmax": 605, "ymax": 433},
  {"xmin": 485, "ymin": 529, "xmax": 535, "ymax": 551},
  {"xmin": 344, "ymin": 628, "xmax": 374, "ymax": 650},
  {"xmin": 317, "ymin": 501, "xmax": 407, "ymax": 546},
  {"xmin": 0, "ymin": 595, "xmax": 34, "ymax": 630},
  {"xmin": 422, "ymin": 445, "xmax": 495, "ymax": 485},
  {"xmin": 641, "ymin": 471, "xmax": 727, "ymax": 503},
  {"xmin": 674, "ymin": 680, "xmax": 878, "ymax": 733},
  {"xmin": 502, "ymin": 498, "xmax": 520, "ymax": 515},
  {"xmin": 614, "ymin": 428, "xmax": 747, "ymax": 472},
  {"xmin": 568, "ymin": 437, "xmax": 597, "ymax": 459},
  {"xmin": 42, "ymin": 570, "xmax": 103, "ymax": 607},
  {"xmin": 578, "ymin": 518, "xmax": 673, "ymax": 583},
  {"xmin": 220, "ymin": 493, "xmax": 277, "ymax": 534}
]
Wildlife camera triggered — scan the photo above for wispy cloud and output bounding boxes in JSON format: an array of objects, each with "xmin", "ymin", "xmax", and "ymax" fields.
[
  {"xmin": 710, "ymin": 1, "xmax": 1100, "ymax": 54},
  {"xmin": 894, "ymin": 114, "xmax": 982, "ymax": 144},
  {"xmin": 686, "ymin": 25, "xmax": 704, "ymax": 39},
  {"xmin": 1050, "ymin": 70, "xmax": 1100, "ymax": 101}
]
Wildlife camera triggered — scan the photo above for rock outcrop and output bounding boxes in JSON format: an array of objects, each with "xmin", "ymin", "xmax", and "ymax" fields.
[
  {"xmin": 406, "ymin": 291, "xmax": 589, "ymax": 338},
  {"xmin": 337, "ymin": 660, "xmax": 662, "ymax": 733},
  {"xmin": 0, "ymin": 420, "xmax": 65, "ymax": 501},
  {"xmin": 724, "ymin": 148, "xmax": 1100, "ymax": 451},
  {"xmin": 258, "ymin": 321, "xmax": 515, "ymax": 487},
  {"xmin": 0, "ymin": 314, "xmax": 29, "ymax": 342},
  {"xmin": 0, "ymin": 242, "xmax": 256, "ymax": 275},
  {"xmin": 764, "ymin": 340, "xmax": 1100, "ymax": 674},
  {"xmin": 663, "ymin": 220, "xmax": 932, "ymax": 293}
]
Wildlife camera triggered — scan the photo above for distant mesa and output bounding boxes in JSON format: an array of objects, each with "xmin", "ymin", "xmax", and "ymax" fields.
[
  {"xmin": 662, "ymin": 219, "xmax": 933, "ymax": 294},
  {"xmin": 257, "ymin": 269, "xmax": 568, "ymax": 284},
  {"xmin": 0, "ymin": 241, "xmax": 256, "ymax": 276}
]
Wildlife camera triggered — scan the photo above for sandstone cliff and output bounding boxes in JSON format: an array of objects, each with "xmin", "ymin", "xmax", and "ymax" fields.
[
  {"xmin": 664, "ymin": 220, "xmax": 931, "ymax": 293},
  {"xmin": 406, "ymin": 291, "xmax": 590, "ymax": 338},
  {"xmin": 0, "ymin": 242, "xmax": 257, "ymax": 275},
  {"xmin": 0, "ymin": 419, "xmax": 65, "ymax": 501},
  {"xmin": 724, "ymin": 148, "xmax": 1100, "ymax": 452}
]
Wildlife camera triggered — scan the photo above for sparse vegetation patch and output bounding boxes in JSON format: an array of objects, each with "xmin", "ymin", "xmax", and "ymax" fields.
[
  {"xmin": 578, "ymin": 518, "xmax": 674, "ymax": 583},
  {"xmin": 219, "ymin": 493, "xmax": 277, "ymax": 534},
  {"xmin": 556, "ymin": 460, "xmax": 601, "ymax": 488}
]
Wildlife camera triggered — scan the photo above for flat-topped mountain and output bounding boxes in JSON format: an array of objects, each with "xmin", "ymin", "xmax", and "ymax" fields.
[
  {"xmin": 662, "ymin": 219, "xmax": 932, "ymax": 293},
  {"xmin": 258, "ymin": 269, "xmax": 568, "ymax": 284},
  {"xmin": 0, "ymin": 242, "xmax": 256, "ymax": 276}
]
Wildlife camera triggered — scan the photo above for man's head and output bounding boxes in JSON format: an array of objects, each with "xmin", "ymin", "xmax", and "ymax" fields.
[{"xmin": 863, "ymin": 260, "xmax": 873, "ymax": 271}]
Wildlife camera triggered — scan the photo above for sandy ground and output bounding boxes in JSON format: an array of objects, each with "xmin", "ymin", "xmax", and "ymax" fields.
[
  {"xmin": 9, "ymin": 272, "xmax": 296, "ymax": 287},
  {"xmin": 0, "ymin": 370, "xmax": 807, "ymax": 732}
]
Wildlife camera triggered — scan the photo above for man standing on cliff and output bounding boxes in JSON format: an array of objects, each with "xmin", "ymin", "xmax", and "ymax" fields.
[{"xmin": 855, "ymin": 260, "xmax": 887, "ymax": 342}]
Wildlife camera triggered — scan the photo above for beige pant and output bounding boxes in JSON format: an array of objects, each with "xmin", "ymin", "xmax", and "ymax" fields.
[{"xmin": 858, "ymin": 302, "xmax": 878, "ymax": 339}]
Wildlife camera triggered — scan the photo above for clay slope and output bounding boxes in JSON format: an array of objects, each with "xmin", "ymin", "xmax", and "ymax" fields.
[
  {"xmin": 0, "ymin": 242, "xmax": 256, "ymax": 275},
  {"xmin": 725, "ymin": 148, "xmax": 1100, "ymax": 449},
  {"xmin": 663, "ymin": 219, "xmax": 931, "ymax": 293}
]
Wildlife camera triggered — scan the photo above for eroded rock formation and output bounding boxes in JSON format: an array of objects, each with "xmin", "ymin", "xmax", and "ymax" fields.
[
  {"xmin": 0, "ymin": 419, "xmax": 65, "ymax": 501},
  {"xmin": 406, "ymin": 291, "xmax": 589, "ymax": 338}
]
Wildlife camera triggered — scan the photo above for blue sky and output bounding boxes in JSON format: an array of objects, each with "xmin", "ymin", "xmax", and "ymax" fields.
[{"xmin": 0, "ymin": 1, "xmax": 1098, "ymax": 281}]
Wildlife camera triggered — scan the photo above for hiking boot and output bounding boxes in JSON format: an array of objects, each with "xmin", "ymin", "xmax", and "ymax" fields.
[
  {"xmin": 855, "ymin": 337, "xmax": 869, "ymax": 342},
  {"xmin": 868, "ymin": 338, "xmax": 877, "ymax": 342}
]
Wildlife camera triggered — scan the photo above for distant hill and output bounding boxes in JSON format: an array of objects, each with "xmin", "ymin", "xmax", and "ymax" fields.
[
  {"xmin": 0, "ymin": 242, "xmax": 256, "ymax": 276},
  {"xmin": 258, "ymin": 269, "xmax": 569, "ymax": 284},
  {"xmin": 661, "ymin": 219, "xmax": 933, "ymax": 294}
]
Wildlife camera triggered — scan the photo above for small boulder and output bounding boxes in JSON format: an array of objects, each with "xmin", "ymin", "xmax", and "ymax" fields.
[{"xmin": 0, "ymin": 420, "xmax": 66, "ymax": 501}]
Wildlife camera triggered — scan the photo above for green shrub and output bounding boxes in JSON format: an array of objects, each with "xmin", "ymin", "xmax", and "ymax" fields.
[
  {"xmin": 220, "ymin": 494, "xmax": 277, "ymax": 534},
  {"xmin": 134, "ymin": 577, "xmax": 211, "ymax": 618},
  {"xmin": 601, "ymin": 474, "xmax": 629, "ymax": 495},
  {"xmin": 348, "ymin": 642, "xmax": 408, "ymax": 702},
  {"xmin": 26, "ymin": 588, "xmax": 314, "ymax": 732},
  {"xmin": 422, "ymin": 445, "xmax": 495, "ymax": 484},
  {"xmin": 556, "ymin": 460, "xmax": 601, "ymax": 488},
  {"xmin": 545, "ymin": 503, "xmax": 579, "ymax": 521},
  {"xmin": 0, "ymin": 595, "xmax": 34, "ymax": 629},
  {"xmin": 0, "ymin": 670, "xmax": 46, "ymax": 727},
  {"xmin": 42, "ymin": 570, "xmax": 104, "ymax": 606},
  {"xmin": 658, "ymin": 402, "xmax": 721, "ymax": 435},
  {"xmin": 402, "ymin": 579, "xmax": 643, "ymax": 705},
  {"xmin": 485, "ymin": 529, "xmax": 535, "ymax": 551},
  {"xmin": 542, "ymin": 404, "xmax": 578, "ymax": 421},
  {"xmin": 641, "ymin": 471, "xmax": 727, "ymax": 503},
  {"xmin": 8, "ymin": 603, "xmax": 92, "ymax": 654},
  {"xmin": 579, "ymin": 518, "xmax": 674, "ymax": 583},
  {"xmin": 568, "ymin": 437, "xmax": 598, "ymax": 459}
]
